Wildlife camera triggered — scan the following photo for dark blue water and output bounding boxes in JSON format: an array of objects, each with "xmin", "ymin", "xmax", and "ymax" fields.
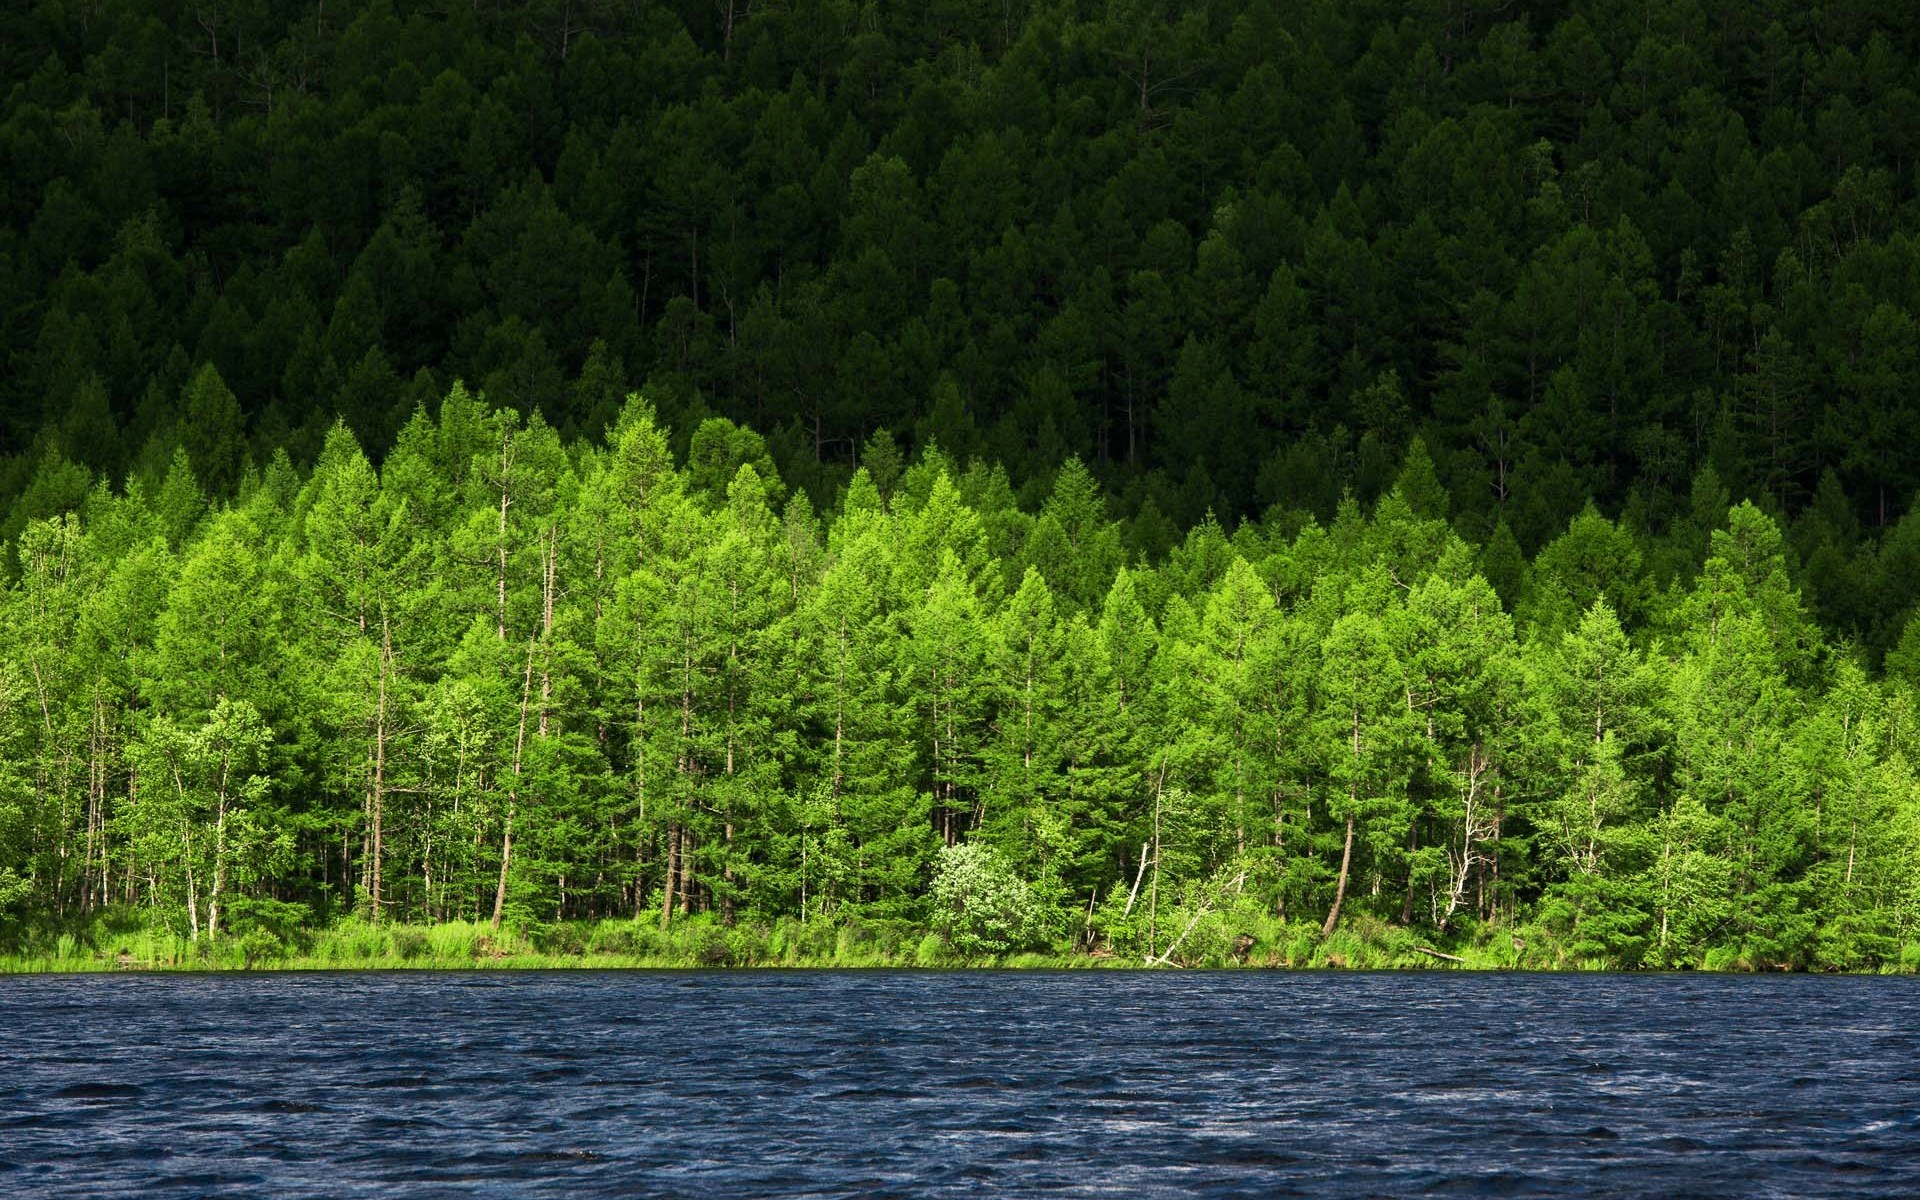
[{"xmin": 2, "ymin": 971, "xmax": 1917, "ymax": 1197}]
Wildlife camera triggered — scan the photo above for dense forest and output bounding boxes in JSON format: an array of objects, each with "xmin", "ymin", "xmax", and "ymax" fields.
[
  {"xmin": 5, "ymin": 393, "xmax": 1920, "ymax": 968},
  {"xmin": 5, "ymin": 0, "xmax": 1920, "ymax": 966}
]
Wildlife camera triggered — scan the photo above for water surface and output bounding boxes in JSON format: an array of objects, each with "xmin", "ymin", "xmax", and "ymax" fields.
[{"xmin": 2, "ymin": 970, "xmax": 1915, "ymax": 1197}]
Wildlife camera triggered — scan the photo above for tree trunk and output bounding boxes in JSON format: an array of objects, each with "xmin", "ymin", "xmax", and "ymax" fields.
[
  {"xmin": 209, "ymin": 788, "xmax": 228, "ymax": 941},
  {"xmin": 495, "ymin": 427, "xmax": 515, "ymax": 642},
  {"xmin": 492, "ymin": 637, "xmax": 537, "ymax": 932},
  {"xmin": 660, "ymin": 822, "xmax": 679, "ymax": 929},
  {"xmin": 184, "ymin": 823, "xmax": 200, "ymax": 941},
  {"xmin": 538, "ymin": 524, "xmax": 557, "ymax": 737},
  {"xmin": 1148, "ymin": 763, "xmax": 1165, "ymax": 946},
  {"xmin": 679, "ymin": 827, "xmax": 694, "ymax": 916},
  {"xmin": 1122, "ymin": 841, "xmax": 1148, "ymax": 919},
  {"xmin": 1399, "ymin": 824, "xmax": 1417, "ymax": 925},
  {"xmin": 491, "ymin": 810, "xmax": 514, "ymax": 932},
  {"xmin": 85, "ymin": 687, "xmax": 107, "ymax": 916},
  {"xmin": 1322, "ymin": 811, "xmax": 1356, "ymax": 938},
  {"xmin": 370, "ymin": 614, "xmax": 391, "ymax": 922}
]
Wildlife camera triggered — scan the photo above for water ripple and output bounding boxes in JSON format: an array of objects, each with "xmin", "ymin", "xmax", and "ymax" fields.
[{"xmin": 0, "ymin": 971, "xmax": 1916, "ymax": 1197}]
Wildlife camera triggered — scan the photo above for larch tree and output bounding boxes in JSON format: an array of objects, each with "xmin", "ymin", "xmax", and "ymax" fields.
[{"xmin": 1315, "ymin": 567, "xmax": 1416, "ymax": 937}]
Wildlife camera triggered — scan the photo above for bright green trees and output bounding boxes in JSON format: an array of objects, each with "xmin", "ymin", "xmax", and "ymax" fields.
[
  {"xmin": 296, "ymin": 423, "xmax": 408, "ymax": 921},
  {"xmin": 1166, "ymin": 556, "xmax": 1314, "ymax": 908},
  {"xmin": 126, "ymin": 699, "xmax": 282, "ymax": 942},
  {"xmin": 694, "ymin": 464, "xmax": 793, "ymax": 923},
  {"xmin": 1677, "ymin": 502, "xmax": 1821, "ymax": 680},
  {"xmin": 1315, "ymin": 567, "xmax": 1417, "ymax": 936},
  {"xmin": 1530, "ymin": 599, "xmax": 1662, "ymax": 962},
  {"xmin": 1521, "ymin": 505, "xmax": 1650, "ymax": 638},
  {"xmin": 796, "ymin": 485, "xmax": 923, "ymax": 920},
  {"xmin": 1659, "ymin": 503, "xmax": 1822, "ymax": 965},
  {"xmin": 8, "ymin": 517, "xmax": 91, "ymax": 920},
  {"xmin": 1184, "ymin": 558, "xmax": 1283, "ymax": 868},
  {"xmin": 445, "ymin": 405, "xmax": 587, "ymax": 930},
  {"xmin": 635, "ymin": 496, "xmax": 721, "ymax": 929},
  {"xmin": 589, "ymin": 399, "xmax": 689, "ymax": 919},
  {"xmin": 0, "ymin": 653, "xmax": 33, "ymax": 937},
  {"xmin": 71, "ymin": 503, "xmax": 176, "ymax": 920},
  {"xmin": 416, "ymin": 670, "xmax": 497, "ymax": 922},
  {"xmin": 1027, "ymin": 457, "xmax": 1125, "ymax": 610},
  {"xmin": 909, "ymin": 547, "xmax": 993, "ymax": 852},
  {"xmin": 149, "ymin": 508, "xmax": 279, "ymax": 718},
  {"xmin": 597, "ymin": 455, "xmax": 791, "ymax": 930},
  {"xmin": 978, "ymin": 567, "xmax": 1070, "ymax": 918},
  {"xmin": 1798, "ymin": 662, "xmax": 1917, "ymax": 968},
  {"xmin": 4, "ymin": 375, "xmax": 1920, "ymax": 972},
  {"xmin": 1081, "ymin": 567, "xmax": 1161, "ymax": 906},
  {"xmin": 1394, "ymin": 560, "xmax": 1523, "ymax": 932},
  {"xmin": 432, "ymin": 624, "xmax": 536, "ymax": 930}
]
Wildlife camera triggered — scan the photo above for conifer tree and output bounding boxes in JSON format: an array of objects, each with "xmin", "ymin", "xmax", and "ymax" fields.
[{"xmin": 1316, "ymin": 568, "xmax": 1415, "ymax": 936}]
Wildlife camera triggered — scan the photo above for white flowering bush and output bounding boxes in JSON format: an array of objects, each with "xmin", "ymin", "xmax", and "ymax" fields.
[{"xmin": 929, "ymin": 842, "xmax": 1043, "ymax": 958}]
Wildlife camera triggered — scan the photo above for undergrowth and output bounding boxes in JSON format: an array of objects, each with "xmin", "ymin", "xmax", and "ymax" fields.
[{"xmin": 3, "ymin": 909, "xmax": 1914, "ymax": 974}]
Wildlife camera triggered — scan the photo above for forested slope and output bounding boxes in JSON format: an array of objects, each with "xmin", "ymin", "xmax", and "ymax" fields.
[
  {"xmin": 8, "ymin": 2, "xmax": 1920, "ymax": 966},
  {"xmin": 4, "ymin": 395, "xmax": 1920, "ymax": 968},
  {"xmin": 5, "ymin": 4, "xmax": 1920, "ymax": 597}
]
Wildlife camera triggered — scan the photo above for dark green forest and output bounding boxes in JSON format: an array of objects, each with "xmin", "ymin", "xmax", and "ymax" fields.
[{"xmin": 6, "ymin": 0, "xmax": 1920, "ymax": 967}]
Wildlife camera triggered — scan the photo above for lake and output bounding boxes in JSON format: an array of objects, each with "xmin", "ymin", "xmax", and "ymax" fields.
[{"xmin": 1, "ymin": 970, "xmax": 1915, "ymax": 1197}]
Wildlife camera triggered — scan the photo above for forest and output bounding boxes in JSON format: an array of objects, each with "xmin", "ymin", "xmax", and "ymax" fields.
[
  {"xmin": 5, "ymin": 394, "xmax": 1920, "ymax": 969},
  {"xmin": 5, "ymin": 0, "xmax": 1920, "ymax": 967}
]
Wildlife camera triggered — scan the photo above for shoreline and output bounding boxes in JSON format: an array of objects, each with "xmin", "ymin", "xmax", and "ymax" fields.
[
  {"xmin": 8, "ymin": 960, "xmax": 1914, "ymax": 975},
  {"xmin": 7, "ymin": 964, "xmax": 1915, "ymax": 975},
  {"xmin": 5, "ymin": 916, "xmax": 1915, "ymax": 976}
]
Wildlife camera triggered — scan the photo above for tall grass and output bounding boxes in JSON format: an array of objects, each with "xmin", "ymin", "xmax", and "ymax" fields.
[{"xmin": 3, "ymin": 911, "xmax": 1916, "ymax": 973}]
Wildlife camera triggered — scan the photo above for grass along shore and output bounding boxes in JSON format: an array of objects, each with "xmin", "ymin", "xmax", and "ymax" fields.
[{"xmin": 5, "ymin": 913, "xmax": 1918, "ymax": 974}]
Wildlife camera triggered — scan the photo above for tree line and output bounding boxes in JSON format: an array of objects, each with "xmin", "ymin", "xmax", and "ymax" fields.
[
  {"xmin": 4, "ymin": 388, "xmax": 1919, "ymax": 968},
  {"xmin": 7, "ymin": 0, "xmax": 1920, "ymax": 580}
]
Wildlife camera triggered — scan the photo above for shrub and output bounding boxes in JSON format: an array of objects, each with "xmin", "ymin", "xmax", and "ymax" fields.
[
  {"xmin": 586, "ymin": 922, "xmax": 648, "ymax": 957},
  {"xmin": 789, "ymin": 917, "xmax": 839, "ymax": 960},
  {"xmin": 532, "ymin": 923, "xmax": 586, "ymax": 956},
  {"xmin": 914, "ymin": 932, "xmax": 945, "ymax": 965},
  {"xmin": 930, "ymin": 842, "xmax": 1043, "ymax": 958},
  {"xmin": 692, "ymin": 924, "xmax": 734, "ymax": 966},
  {"xmin": 1703, "ymin": 944, "xmax": 1746, "ymax": 971},
  {"xmin": 1091, "ymin": 881, "xmax": 1146, "ymax": 957},
  {"xmin": 726, "ymin": 924, "xmax": 766, "ymax": 967},
  {"xmin": 764, "ymin": 921, "xmax": 792, "ymax": 961},
  {"xmin": 224, "ymin": 897, "xmax": 310, "ymax": 944},
  {"xmin": 238, "ymin": 928, "xmax": 283, "ymax": 968}
]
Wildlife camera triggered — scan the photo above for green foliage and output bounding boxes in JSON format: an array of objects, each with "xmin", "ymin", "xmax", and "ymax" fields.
[
  {"xmin": 8, "ymin": 0, "xmax": 1920, "ymax": 977},
  {"xmin": 391, "ymin": 929, "xmax": 432, "ymax": 961},
  {"xmin": 236, "ymin": 928, "xmax": 284, "ymax": 969},
  {"xmin": 1, "ymin": 374, "xmax": 1918, "ymax": 972},
  {"xmin": 930, "ymin": 843, "xmax": 1044, "ymax": 959},
  {"xmin": 223, "ymin": 897, "xmax": 309, "ymax": 946},
  {"xmin": 1, "ymin": 0, "xmax": 1918, "ymax": 595}
]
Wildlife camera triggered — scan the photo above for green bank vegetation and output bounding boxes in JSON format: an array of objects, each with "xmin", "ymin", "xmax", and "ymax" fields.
[
  {"xmin": 7, "ymin": 394, "xmax": 1920, "ymax": 974},
  {"xmin": 27, "ymin": 911, "xmax": 1901, "ymax": 975}
]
